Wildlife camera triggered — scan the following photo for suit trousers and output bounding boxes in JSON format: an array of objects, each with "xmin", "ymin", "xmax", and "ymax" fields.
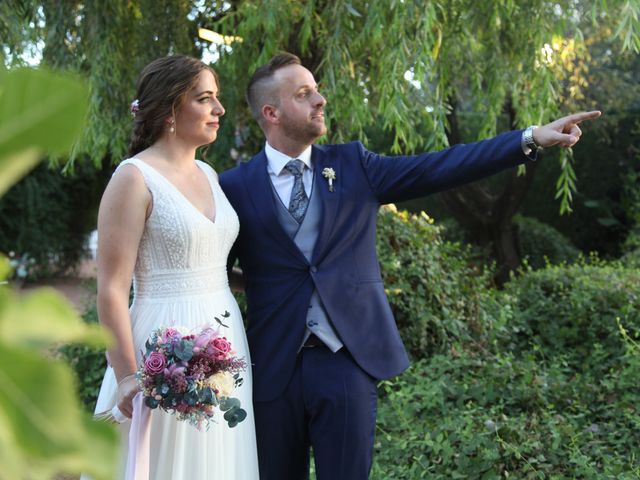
[{"xmin": 253, "ymin": 346, "xmax": 378, "ymax": 480}]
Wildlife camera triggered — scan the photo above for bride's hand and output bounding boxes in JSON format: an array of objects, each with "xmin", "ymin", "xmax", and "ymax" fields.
[{"xmin": 116, "ymin": 373, "xmax": 140, "ymax": 418}]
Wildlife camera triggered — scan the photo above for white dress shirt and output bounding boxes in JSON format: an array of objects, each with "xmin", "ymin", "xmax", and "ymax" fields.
[{"xmin": 265, "ymin": 142, "xmax": 314, "ymax": 207}]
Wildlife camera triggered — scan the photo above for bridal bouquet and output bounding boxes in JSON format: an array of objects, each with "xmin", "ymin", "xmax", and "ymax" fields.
[{"xmin": 138, "ymin": 320, "xmax": 248, "ymax": 430}]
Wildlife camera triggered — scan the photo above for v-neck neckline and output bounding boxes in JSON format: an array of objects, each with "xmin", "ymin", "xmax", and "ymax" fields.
[{"xmin": 132, "ymin": 158, "xmax": 217, "ymax": 224}]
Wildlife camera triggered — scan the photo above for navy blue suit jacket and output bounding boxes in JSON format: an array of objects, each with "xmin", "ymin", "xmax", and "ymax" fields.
[{"xmin": 220, "ymin": 130, "xmax": 530, "ymax": 402}]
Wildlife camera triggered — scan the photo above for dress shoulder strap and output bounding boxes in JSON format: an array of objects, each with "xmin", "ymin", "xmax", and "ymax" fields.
[
  {"xmin": 195, "ymin": 159, "xmax": 219, "ymax": 182},
  {"xmin": 115, "ymin": 158, "xmax": 162, "ymax": 194},
  {"xmin": 116, "ymin": 157, "xmax": 149, "ymax": 175}
]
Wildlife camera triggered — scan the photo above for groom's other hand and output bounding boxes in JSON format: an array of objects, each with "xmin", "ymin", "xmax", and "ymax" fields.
[{"xmin": 533, "ymin": 110, "xmax": 602, "ymax": 148}]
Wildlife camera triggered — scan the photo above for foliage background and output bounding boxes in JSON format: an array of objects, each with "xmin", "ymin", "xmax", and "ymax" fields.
[
  {"xmin": 0, "ymin": 66, "xmax": 118, "ymax": 480},
  {"xmin": 1, "ymin": 1, "xmax": 639, "ymax": 478}
]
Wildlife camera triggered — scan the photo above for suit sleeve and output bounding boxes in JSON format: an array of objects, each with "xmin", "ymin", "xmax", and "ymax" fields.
[
  {"xmin": 359, "ymin": 130, "xmax": 529, "ymax": 205},
  {"xmin": 226, "ymin": 241, "xmax": 238, "ymax": 275}
]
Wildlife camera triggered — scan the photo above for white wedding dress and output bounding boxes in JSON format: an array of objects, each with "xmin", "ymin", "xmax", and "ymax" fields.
[{"xmin": 87, "ymin": 158, "xmax": 259, "ymax": 479}]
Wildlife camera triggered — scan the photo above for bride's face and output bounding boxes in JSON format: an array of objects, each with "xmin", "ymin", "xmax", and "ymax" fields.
[{"xmin": 173, "ymin": 70, "xmax": 225, "ymax": 147}]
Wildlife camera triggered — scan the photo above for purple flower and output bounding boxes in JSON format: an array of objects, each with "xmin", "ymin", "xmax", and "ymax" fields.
[
  {"xmin": 161, "ymin": 327, "xmax": 181, "ymax": 344},
  {"xmin": 144, "ymin": 351, "xmax": 166, "ymax": 375},
  {"xmin": 164, "ymin": 363, "xmax": 187, "ymax": 393},
  {"xmin": 164, "ymin": 362, "xmax": 186, "ymax": 378},
  {"xmin": 194, "ymin": 328, "xmax": 216, "ymax": 349}
]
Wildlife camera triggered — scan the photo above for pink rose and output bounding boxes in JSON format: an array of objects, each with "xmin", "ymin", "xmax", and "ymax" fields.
[
  {"xmin": 161, "ymin": 328, "xmax": 181, "ymax": 343},
  {"xmin": 212, "ymin": 337, "xmax": 232, "ymax": 360},
  {"xmin": 144, "ymin": 351, "xmax": 166, "ymax": 375}
]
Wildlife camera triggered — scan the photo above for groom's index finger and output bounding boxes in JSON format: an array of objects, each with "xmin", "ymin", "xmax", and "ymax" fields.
[{"xmin": 568, "ymin": 110, "xmax": 602, "ymax": 124}]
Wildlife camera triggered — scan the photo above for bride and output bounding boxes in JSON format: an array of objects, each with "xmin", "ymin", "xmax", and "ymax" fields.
[{"xmin": 88, "ymin": 55, "xmax": 259, "ymax": 479}]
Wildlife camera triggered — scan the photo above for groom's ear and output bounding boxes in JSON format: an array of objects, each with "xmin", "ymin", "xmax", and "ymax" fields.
[{"xmin": 262, "ymin": 104, "xmax": 279, "ymax": 125}]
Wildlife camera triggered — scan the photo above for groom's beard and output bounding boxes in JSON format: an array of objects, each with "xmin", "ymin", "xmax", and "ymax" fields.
[{"xmin": 280, "ymin": 109, "xmax": 327, "ymax": 144}]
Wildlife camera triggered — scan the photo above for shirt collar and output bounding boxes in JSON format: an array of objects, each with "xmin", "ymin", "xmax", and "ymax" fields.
[{"xmin": 265, "ymin": 142, "xmax": 313, "ymax": 176}]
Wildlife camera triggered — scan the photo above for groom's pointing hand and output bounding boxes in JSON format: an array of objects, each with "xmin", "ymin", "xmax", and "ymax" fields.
[{"xmin": 533, "ymin": 110, "xmax": 602, "ymax": 149}]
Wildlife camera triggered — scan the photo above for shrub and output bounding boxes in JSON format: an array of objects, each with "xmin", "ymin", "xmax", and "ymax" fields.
[
  {"xmin": 372, "ymin": 253, "xmax": 640, "ymax": 478},
  {"xmin": 514, "ymin": 215, "xmax": 580, "ymax": 269},
  {"xmin": 376, "ymin": 205, "xmax": 491, "ymax": 359},
  {"xmin": 621, "ymin": 168, "xmax": 640, "ymax": 254},
  {"xmin": 0, "ymin": 161, "xmax": 107, "ymax": 280},
  {"xmin": 438, "ymin": 215, "xmax": 581, "ymax": 271},
  {"xmin": 500, "ymin": 260, "xmax": 640, "ymax": 376},
  {"xmin": 373, "ymin": 350, "xmax": 640, "ymax": 479},
  {"xmin": 59, "ymin": 300, "xmax": 107, "ymax": 411},
  {"xmin": 621, "ymin": 247, "xmax": 640, "ymax": 268}
]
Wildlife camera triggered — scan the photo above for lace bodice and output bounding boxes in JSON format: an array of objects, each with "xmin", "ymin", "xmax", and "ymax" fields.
[{"xmin": 117, "ymin": 159, "xmax": 239, "ymax": 300}]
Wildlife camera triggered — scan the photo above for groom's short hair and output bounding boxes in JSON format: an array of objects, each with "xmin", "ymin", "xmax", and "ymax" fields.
[{"xmin": 246, "ymin": 52, "xmax": 301, "ymax": 127}]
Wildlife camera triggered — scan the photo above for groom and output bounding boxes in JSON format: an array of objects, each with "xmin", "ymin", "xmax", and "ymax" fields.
[{"xmin": 219, "ymin": 52, "xmax": 600, "ymax": 480}]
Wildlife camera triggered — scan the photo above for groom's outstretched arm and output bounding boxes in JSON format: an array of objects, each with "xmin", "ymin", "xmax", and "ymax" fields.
[{"xmin": 361, "ymin": 110, "xmax": 601, "ymax": 205}]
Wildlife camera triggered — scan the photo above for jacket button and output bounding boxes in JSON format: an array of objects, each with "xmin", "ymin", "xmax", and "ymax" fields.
[{"xmin": 310, "ymin": 266, "xmax": 317, "ymax": 273}]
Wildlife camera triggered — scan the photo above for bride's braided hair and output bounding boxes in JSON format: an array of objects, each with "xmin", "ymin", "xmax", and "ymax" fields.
[{"xmin": 127, "ymin": 55, "xmax": 217, "ymax": 157}]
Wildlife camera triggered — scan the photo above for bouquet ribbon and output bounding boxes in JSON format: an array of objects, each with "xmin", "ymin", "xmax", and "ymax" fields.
[{"xmin": 125, "ymin": 393, "xmax": 151, "ymax": 480}]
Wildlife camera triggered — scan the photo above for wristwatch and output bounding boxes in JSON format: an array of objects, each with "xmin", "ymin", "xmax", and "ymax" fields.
[{"xmin": 523, "ymin": 125, "xmax": 541, "ymax": 155}]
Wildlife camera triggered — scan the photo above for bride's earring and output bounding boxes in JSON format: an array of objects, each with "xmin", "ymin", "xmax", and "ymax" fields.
[{"xmin": 168, "ymin": 119, "xmax": 175, "ymax": 134}]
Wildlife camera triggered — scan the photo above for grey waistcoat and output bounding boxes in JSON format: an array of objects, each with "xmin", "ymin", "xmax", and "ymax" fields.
[{"xmin": 271, "ymin": 174, "xmax": 343, "ymax": 352}]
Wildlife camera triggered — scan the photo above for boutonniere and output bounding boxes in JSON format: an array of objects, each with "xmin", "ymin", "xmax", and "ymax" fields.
[{"xmin": 322, "ymin": 167, "xmax": 336, "ymax": 192}]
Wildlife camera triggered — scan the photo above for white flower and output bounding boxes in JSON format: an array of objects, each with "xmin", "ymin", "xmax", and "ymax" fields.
[
  {"xmin": 205, "ymin": 371, "xmax": 235, "ymax": 397},
  {"xmin": 130, "ymin": 99, "xmax": 140, "ymax": 117},
  {"xmin": 322, "ymin": 167, "xmax": 336, "ymax": 192}
]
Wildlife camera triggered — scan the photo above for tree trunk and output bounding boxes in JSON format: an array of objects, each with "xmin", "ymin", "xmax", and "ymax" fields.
[{"xmin": 440, "ymin": 98, "xmax": 539, "ymax": 286}]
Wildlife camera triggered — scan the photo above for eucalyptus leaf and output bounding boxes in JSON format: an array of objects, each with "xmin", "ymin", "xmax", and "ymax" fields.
[
  {"xmin": 218, "ymin": 396, "xmax": 241, "ymax": 411},
  {"xmin": 223, "ymin": 406, "xmax": 247, "ymax": 428},
  {"xmin": 174, "ymin": 339, "xmax": 194, "ymax": 361}
]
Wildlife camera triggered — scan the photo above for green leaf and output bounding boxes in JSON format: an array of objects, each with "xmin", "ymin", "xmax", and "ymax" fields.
[
  {"xmin": 218, "ymin": 396, "xmax": 241, "ymax": 411},
  {"xmin": 0, "ymin": 287, "xmax": 110, "ymax": 349},
  {"xmin": 0, "ymin": 68, "xmax": 88, "ymax": 195},
  {"xmin": 0, "ymin": 146, "xmax": 42, "ymax": 197},
  {"xmin": 174, "ymin": 339, "xmax": 194, "ymax": 361},
  {"xmin": 0, "ymin": 256, "xmax": 10, "ymax": 281},
  {"xmin": 596, "ymin": 217, "xmax": 620, "ymax": 227},
  {"xmin": 0, "ymin": 343, "xmax": 118, "ymax": 480},
  {"xmin": 0, "ymin": 68, "xmax": 88, "ymax": 158},
  {"xmin": 345, "ymin": 3, "xmax": 362, "ymax": 17}
]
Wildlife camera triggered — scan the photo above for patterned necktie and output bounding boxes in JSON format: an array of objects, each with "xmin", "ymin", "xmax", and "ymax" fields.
[{"xmin": 284, "ymin": 159, "xmax": 309, "ymax": 224}]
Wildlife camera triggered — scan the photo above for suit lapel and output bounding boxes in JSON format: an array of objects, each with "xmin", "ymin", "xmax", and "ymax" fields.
[
  {"xmin": 312, "ymin": 145, "xmax": 341, "ymax": 263},
  {"xmin": 242, "ymin": 151, "xmax": 307, "ymax": 264}
]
